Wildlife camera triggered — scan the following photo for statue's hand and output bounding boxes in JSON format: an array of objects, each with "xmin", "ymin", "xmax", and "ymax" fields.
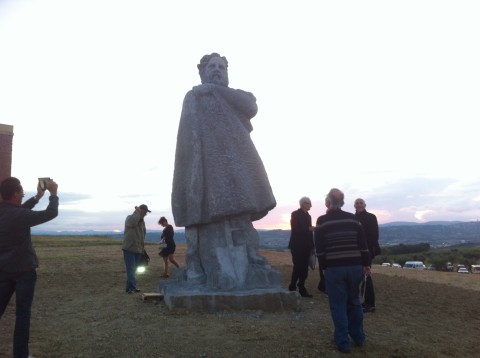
[{"xmin": 192, "ymin": 84, "xmax": 215, "ymax": 96}]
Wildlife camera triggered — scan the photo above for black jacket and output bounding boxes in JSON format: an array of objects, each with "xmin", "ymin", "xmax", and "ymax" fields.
[
  {"xmin": 288, "ymin": 208, "xmax": 314, "ymax": 253},
  {"xmin": 0, "ymin": 196, "xmax": 59, "ymax": 272},
  {"xmin": 355, "ymin": 210, "xmax": 381, "ymax": 258}
]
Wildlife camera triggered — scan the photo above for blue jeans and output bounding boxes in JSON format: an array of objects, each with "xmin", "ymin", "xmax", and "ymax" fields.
[
  {"xmin": 325, "ymin": 265, "xmax": 365, "ymax": 350},
  {"xmin": 0, "ymin": 269, "xmax": 37, "ymax": 358},
  {"xmin": 123, "ymin": 250, "xmax": 141, "ymax": 292}
]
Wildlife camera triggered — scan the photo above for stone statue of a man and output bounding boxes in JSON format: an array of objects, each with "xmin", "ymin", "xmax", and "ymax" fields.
[{"xmin": 171, "ymin": 53, "xmax": 278, "ymax": 290}]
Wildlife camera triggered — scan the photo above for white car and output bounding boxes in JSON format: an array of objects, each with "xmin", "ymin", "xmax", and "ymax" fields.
[
  {"xmin": 403, "ymin": 261, "xmax": 426, "ymax": 270},
  {"xmin": 381, "ymin": 263, "xmax": 391, "ymax": 267},
  {"xmin": 392, "ymin": 263, "xmax": 401, "ymax": 268},
  {"xmin": 458, "ymin": 267, "xmax": 469, "ymax": 274}
]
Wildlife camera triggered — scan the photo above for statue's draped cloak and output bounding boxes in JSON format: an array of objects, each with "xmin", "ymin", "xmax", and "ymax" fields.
[{"xmin": 172, "ymin": 89, "xmax": 276, "ymax": 227}]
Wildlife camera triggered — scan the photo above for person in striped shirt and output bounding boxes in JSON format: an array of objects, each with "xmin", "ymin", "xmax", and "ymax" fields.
[{"xmin": 314, "ymin": 188, "xmax": 370, "ymax": 354}]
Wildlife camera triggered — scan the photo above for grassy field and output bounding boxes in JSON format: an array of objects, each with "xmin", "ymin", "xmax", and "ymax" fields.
[{"xmin": 1, "ymin": 236, "xmax": 479, "ymax": 358}]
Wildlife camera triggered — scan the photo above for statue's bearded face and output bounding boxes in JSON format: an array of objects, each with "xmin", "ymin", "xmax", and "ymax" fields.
[{"xmin": 204, "ymin": 57, "xmax": 229, "ymax": 86}]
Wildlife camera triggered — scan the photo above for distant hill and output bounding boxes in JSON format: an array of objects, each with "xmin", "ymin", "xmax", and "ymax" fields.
[
  {"xmin": 379, "ymin": 221, "xmax": 480, "ymax": 247},
  {"xmin": 256, "ymin": 221, "xmax": 480, "ymax": 249},
  {"xmin": 380, "ymin": 221, "xmax": 464, "ymax": 227},
  {"xmin": 32, "ymin": 221, "xmax": 480, "ymax": 250}
]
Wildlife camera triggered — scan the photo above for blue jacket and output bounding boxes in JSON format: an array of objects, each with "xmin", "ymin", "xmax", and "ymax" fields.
[{"xmin": 0, "ymin": 196, "xmax": 59, "ymax": 272}]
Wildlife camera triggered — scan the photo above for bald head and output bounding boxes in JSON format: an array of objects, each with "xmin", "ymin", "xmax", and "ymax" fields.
[{"xmin": 354, "ymin": 198, "xmax": 366, "ymax": 213}]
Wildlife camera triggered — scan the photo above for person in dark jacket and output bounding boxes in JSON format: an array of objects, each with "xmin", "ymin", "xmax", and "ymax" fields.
[
  {"xmin": 0, "ymin": 177, "xmax": 59, "ymax": 358},
  {"xmin": 315, "ymin": 188, "xmax": 370, "ymax": 354},
  {"xmin": 288, "ymin": 196, "xmax": 315, "ymax": 297},
  {"xmin": 158, "ymin": 216, "xmax": 179, "ymax": 278},
  {"xmin": 354, "ymin": 198, "xmax": 380, "ymax": 313}
]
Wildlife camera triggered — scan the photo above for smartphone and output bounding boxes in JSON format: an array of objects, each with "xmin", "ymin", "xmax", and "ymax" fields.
[{"xmin": 38, "ymin": 177, "xmax": 51, "ymax": 191}]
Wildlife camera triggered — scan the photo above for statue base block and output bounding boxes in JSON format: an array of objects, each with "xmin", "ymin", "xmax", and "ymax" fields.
[{"xmin": 157, "ymin": 282, "xmax": 301, "ymax": 312}]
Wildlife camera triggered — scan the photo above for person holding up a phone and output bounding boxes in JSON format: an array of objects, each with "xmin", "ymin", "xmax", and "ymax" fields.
[{"xmin": 0, "ymin": 176, "xmax": 59, "ymax": 358}]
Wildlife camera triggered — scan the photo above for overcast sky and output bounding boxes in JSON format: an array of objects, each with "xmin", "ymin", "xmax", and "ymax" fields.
[{"xmin": 1, "ymin": 0, "xmax": 479, "ymax": 232}]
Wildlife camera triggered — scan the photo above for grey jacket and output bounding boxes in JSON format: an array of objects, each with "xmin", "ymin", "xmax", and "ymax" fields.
[{"xmin": 122, "ymin": 211, "xmax": 146, "ymax": 253}]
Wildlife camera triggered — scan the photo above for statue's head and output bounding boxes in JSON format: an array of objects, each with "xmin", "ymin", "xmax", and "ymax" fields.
[{"xmin": 198, "ymin": 53, "xmax": 229, "ymax": 86}]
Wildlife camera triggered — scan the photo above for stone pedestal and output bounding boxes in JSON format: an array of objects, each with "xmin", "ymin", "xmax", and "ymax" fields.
[
  {"xmin": 157, "ymin": 278, "xmax": 301, "ymax": 312},
  {"xmin": 158, "ymin": 218, "xmax": 298, "ymax": 312},
  {"xmin": 0, "ymin": 124, "xmax": 13, "ymax": 184}
]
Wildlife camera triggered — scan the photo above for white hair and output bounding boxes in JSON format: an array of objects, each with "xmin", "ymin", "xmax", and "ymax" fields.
[{"xmin": 299, "ymin": 196, "xmax": 311, "ymax": 206}]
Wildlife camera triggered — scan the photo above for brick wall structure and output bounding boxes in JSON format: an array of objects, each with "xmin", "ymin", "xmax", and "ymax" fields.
[{"xmin": 0, "ymin": 124, "xmax": 14, "ymax": 184}]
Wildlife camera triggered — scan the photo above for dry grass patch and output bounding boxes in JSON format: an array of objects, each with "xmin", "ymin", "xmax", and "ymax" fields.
[{"xmin": 1, "ymin": 236, "xmax": 479, "ymax": 357}]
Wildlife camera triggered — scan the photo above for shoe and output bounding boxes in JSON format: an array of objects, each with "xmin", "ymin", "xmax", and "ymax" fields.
[
  {"xmin": 354, "ymin": 340, "xmax": 365, "ymax": 348},
  {"xmin": 126, "ymin": 289, "xmax": 134, "ymax": 294},
  {"xmin": 337, "ymin": 346, "xmax": 351, "ymax": 354},
  {"xmin": 161, "ymin": 274, "xmax": 170, "ymax": 278},
  {"xmin": 317, "ymin": 281, "xmax": 326, "ymax": 292},
  {"xmin": 363, "ymin": 305, "xmax": 375, "ymax": 313},
  {"xmin": 299, "ymin": 290, "xmax": 313, "ymax": 298},
  {"xmin": 288, "ymin": 284, "xmax": 296, "ymax": 291},
  {"xmin": 134, "ymin": 288, "xmax": 141, "ymax": 293}
]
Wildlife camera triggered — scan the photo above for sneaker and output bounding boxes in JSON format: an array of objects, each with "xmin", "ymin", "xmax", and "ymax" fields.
[
  {"xmin": 126, "ymin": 289, "xmax": 134, "ymax": 294},
  {"xmin": 134, "ymin": 288, "xmax": 141, "ymax": 293},
  {"xmin": 288, "ymin": 284, "xmax": 296, "ymax": 291}
]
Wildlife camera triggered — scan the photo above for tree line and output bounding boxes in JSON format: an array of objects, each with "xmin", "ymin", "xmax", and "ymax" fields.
[{"xmin": 374, "ymin": 243, "xmax": 480, "ymax": 270}]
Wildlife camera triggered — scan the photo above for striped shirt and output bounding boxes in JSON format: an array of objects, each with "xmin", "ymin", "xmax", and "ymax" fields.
[{"xmin": 314, "ymin": 209, "xmax": 370, "ymax": 269}]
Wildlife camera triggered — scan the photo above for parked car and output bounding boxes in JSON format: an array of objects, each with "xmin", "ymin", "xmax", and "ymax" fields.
[
  {"xmin": 471, "ymin": 265, "xmax": 480, "ymax": 274},
  {"xmin": 458, "ymin": 267, "xmax": 469, "ymax": 274},
  {"xmin": 392, "ymin": 263, "xmax": 401, "ymax": 268},
  {"xmin": 381, "ymin": 263, "xmax": 391, "ymax": 267},
  {"xmin": 403, "ymin": 261, "xmax": 426, "ymax": 270},
  {"xmin": 457, "ymin": 264, "xmax": 467, "ymax": 272}
]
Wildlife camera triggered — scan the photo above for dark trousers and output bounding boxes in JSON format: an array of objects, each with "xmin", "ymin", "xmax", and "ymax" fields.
[
  {"xmin": 318, "ymin": 264, "xmax": 326, "ymax": 292},
  {"xmin": 289, "ymin": 249, "xmax": 310, "ymax": 289},
  {"xmin": 0, "ymin": 269, "xmax": 37, "ymax": 358},
  {"xmin": 361, "ymin": 274, "xmax": 375, "ymax": 307}
]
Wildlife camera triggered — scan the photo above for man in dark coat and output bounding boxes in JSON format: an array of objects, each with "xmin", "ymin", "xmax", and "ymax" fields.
[
  {"xmin": 354, "ymin": 198, "xmax": 380, "ymax": 313},
  {"xmin": 288, "ymin": 196, "xmax": 315, "ymax": 297}
]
